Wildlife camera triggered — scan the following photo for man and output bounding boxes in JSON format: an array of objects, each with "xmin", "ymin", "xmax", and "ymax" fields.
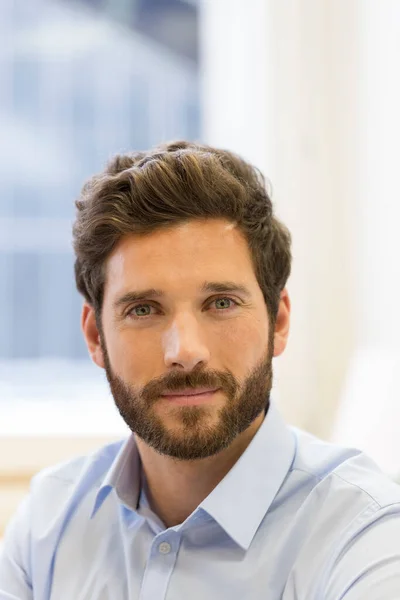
[{"xmin": 1, "ymin": 141, "xmax": 400, "ymax": 599}]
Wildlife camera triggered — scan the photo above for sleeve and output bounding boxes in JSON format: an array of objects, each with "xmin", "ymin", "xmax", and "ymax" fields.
[
  {"xmin": 323, "ymin": 508, "xmax": 400, "ymax": 600},
  {"xmin": 0, "ymin": 494, "xmax": 33, "ymax": 600}
]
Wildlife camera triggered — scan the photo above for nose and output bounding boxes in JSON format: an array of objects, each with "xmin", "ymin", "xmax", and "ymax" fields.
[{"xmin": 162, "ymin": 313, "xmax": 211, "ymax": 371}]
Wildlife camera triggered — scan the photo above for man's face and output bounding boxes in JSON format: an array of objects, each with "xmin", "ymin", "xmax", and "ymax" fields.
[{"xmin": 84, "ymin": 219, "xmax": 289, "ymax": 460}]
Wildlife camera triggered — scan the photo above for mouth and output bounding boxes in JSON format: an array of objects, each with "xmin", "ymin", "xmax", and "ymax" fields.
[{"xmin": 160, "ymin": 388, "xmax": 220, "ymax": 406}]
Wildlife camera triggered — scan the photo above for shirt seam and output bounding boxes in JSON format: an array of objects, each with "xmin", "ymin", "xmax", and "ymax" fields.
[
  {"xmin": 290, "ymin": 466, "xmax": 323, "ymax": 482},
  {"xmin": 313, "ymin": 501, "xmax": 381, "ymax": 598},
  {"xmin": 291, "ymin": 466, "xmax": 395, "ymax": 510},
  {"xmin": 330, "ymin": 472, "xmax": 391, "ymax": 509}
]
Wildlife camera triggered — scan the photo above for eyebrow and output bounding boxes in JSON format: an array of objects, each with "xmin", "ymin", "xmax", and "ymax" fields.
[{"xmin": 113, "ymin": 281, "xmax": 252, "ymax": 311}]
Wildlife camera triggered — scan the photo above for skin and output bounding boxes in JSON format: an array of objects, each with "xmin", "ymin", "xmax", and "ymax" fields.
[{"xmin": 82, "ymin": 218, "xmax": 290, "ymax": 527}]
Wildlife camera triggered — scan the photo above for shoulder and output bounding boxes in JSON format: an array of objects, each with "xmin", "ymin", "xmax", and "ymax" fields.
[
  {"xmin": 283, "ymin": 429, "xmax": 400, "ymax": 597},
  {"xmin": 28, "ymin": 438, "xmax": 126, "ymax": 524},
  {"xmin": 32, "ymin": 438, "xmax": 126, "ymax": 485},
  {"xmin": 0, "ymin": 439, "xmax": 127, "ymax": 595},
  {"xmin": 290, "ymin": 426, "xmax": 400, "ymax": 509}
]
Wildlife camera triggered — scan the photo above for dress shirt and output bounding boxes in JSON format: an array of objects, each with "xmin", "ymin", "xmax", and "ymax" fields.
[{"xmin": 1, "ymin": 401, "xmax": 400, "ymax": 599}]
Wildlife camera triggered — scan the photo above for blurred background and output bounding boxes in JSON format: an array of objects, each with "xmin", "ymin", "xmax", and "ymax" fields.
[{"xmin": 2, "ymin": 0, "xmax": 400, "ymax": 538}]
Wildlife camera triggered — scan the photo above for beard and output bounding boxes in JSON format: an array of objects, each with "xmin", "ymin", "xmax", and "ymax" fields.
[{"xmin": 99, "ymin": 331, "xmax": 274, "ymax": 461}]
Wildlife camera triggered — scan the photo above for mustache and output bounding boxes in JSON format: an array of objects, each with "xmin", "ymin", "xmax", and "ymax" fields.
[{"xmin": 141, "ymin": 367, "xmax": 238, "ymax": 402}]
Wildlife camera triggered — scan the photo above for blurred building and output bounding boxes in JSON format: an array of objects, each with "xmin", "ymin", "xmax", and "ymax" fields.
[{"xmin": 0, "ymin": 0, "xmax": 199, "ymax": 362}]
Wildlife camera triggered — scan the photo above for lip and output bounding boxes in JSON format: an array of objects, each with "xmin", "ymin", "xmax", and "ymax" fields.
[
  {"xmin": 162, "ymin": 387, "xmax": 218, "ymax": 397},
  {"xmin": 161, "ymin": 388, "xmax": 220, "ymax": 406}
]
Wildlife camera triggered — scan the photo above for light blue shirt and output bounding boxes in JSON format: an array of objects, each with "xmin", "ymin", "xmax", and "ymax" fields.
[{"xmin": 1, "ymin": 401, "xmax": 400, "ymax": 600}]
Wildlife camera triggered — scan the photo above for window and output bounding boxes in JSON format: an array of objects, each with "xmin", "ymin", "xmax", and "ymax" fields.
[{"xmin": 0, "ymin": 0, "xmax": 199, "ymax": 436}]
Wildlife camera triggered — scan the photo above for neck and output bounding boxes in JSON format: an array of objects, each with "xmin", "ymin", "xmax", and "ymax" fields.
[{"xmin": 135, "ymin": 411, "xmax": 265, "ymax": 528}]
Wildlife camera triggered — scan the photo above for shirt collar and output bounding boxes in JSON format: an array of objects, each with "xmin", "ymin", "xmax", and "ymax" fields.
[
  {"xmin": 90, "ymin": 434, "xmax": 141, "ymax": 519},
  {"xmin": 200, "ymin": 401, "xmax": 296, "ymax": 550},
  {"xmin": 91, "ymin": 401, "xmax": 296, "ymax": 551}
]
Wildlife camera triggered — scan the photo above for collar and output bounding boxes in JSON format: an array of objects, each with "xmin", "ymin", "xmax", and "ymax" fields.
[
  {"xmin": 91, "ymin": 401, "xmax": 296, "ymax": 551},
  {"xmin": 90, "ymin": 434, "xmax": 141, "ymax": 519},
  {"xmin": 200, "ymin": 401, "xmax": 296, "ymax": 550}
]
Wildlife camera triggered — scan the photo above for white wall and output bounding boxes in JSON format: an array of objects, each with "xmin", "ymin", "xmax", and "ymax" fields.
[
  {"xmin": 331, "ymin": 0, "xmax": 400, "ymax": 476},
  {"xmin": 201, "ymin": 0, "xmax": 400, "ymax": 475},
  {"xmin": 200, "ymin": 0, "xmax": 360, "ymax": 438}
]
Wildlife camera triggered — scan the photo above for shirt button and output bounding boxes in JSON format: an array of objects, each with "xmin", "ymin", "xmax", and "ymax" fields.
[{"xmin": 159, "ymin": 542, "xmax": 172, "ymax": 554}]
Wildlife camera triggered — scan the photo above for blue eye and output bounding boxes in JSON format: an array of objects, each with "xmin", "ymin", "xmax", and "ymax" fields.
[
  {"xmin": 128, "ymin": 304, "xmax": 154, "ymax": 319},
  {"xmin": 126, "ymin": 297, "xmax": 239, "ymax": 320},
  {"xmin": 212, "ymin": 297, "xmax": 239, "ymax": 312},
  {"xmin": 214, "ymin": 297, "xmax": 234, "ymax": 309}
]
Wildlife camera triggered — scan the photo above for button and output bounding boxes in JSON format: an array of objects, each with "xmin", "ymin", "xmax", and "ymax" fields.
[{"xmin": 159, "ymin": 542, "xmax": 172, "ymax": 554}]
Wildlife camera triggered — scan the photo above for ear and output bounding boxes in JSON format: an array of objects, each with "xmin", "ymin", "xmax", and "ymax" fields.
[
  {"xmin": 273, "ymin": 288, "xmax": 291, "ymax": 357},
  {"xmin": 81, "ymin": 302, "xmax": 105, "ymax": 369}
]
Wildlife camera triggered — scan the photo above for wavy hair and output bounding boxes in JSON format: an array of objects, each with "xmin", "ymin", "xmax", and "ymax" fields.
[{"xmin": 73, "ymin": 141, "xmax": 292, "ymax": 323}]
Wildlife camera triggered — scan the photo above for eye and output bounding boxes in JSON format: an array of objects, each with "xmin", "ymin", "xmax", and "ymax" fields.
[
  {"xmin": 125, "ymin": 297, "xmax": 240, "ymax": 320},
  {"xmin": 126, "ymin": 304, "xmax": 156, "ymax": 319},
  {"xmin": 210, "ymin": 297, "xmax": 239, "ymax": 312}
]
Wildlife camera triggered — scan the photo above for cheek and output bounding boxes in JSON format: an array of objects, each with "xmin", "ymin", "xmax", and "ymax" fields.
[
  {"xmin": 215, "ymin": 319, "xmax": 269, "ymax": 367},
  {"xmin": 104, "ymin": 327, "xmax": 161, "ymax": 381}
]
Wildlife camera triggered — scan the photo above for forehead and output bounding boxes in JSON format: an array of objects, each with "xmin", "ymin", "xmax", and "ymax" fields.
[{"xmin": 104, "ymin": 219, "xmax": 257, "ymax": 296}]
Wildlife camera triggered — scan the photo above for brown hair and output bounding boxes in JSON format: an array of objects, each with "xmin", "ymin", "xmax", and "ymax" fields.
[{"xmin": 73, "ymin": 140, "xmax": 291, "ymax": 323}]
